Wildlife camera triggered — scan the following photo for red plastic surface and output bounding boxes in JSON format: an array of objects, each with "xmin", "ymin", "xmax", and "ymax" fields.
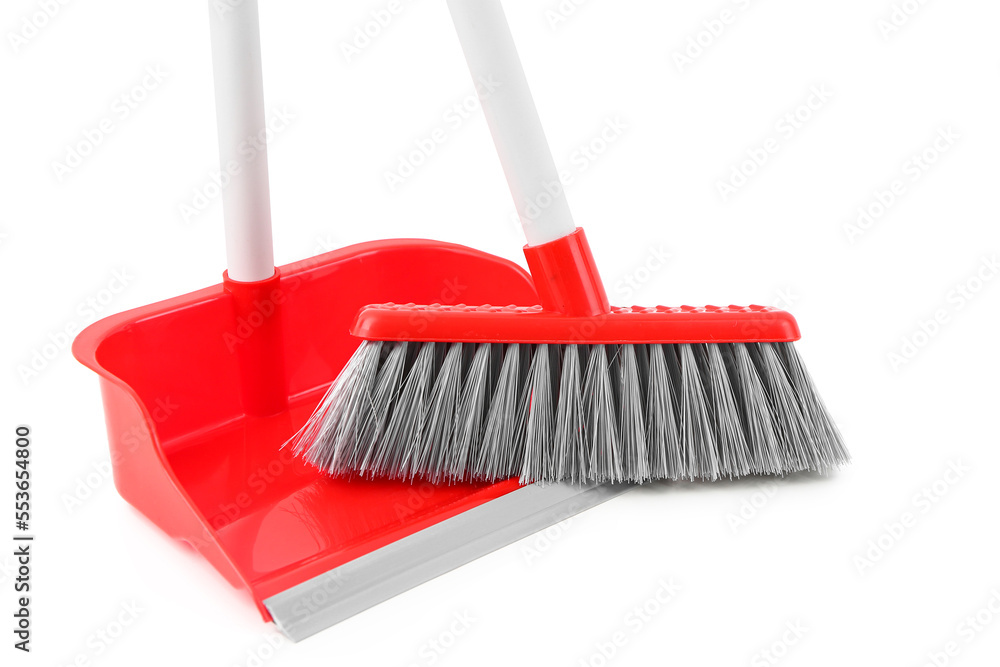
[
  {"xmin": 72, "ymin": 240, "xmax": 538, "ymax": 619},
  {"xmin": 523, "ymin": 228, "xmax": 610, "ymax": 316},
  {"xmin": 353, "ymin": 227, "xmax": 800, "ymax": 344},
  {"xmin": 353, "ymin": 303, "xmax": 800, "ymax": 343},
  {"xmin": 223, "ymin": 270, "xmax": 289, "ymax": 416}
]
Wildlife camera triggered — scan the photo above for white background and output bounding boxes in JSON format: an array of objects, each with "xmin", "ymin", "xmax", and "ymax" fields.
[{"xmin": 3, "ymin": 0, "xmax": 1000, "ymax": 665}]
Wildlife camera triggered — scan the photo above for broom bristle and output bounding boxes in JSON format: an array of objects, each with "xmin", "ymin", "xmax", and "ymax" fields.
[{"xmin": 288, "ymin": 341, "xmax": 849, "ymax": 484}]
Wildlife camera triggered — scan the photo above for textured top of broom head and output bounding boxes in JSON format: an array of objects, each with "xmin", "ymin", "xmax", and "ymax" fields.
[{"xmin": 352, "ymin": 303, "xmax": 801, "ymax": 345}]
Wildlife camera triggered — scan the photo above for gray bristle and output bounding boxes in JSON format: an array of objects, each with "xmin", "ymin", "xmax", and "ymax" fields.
[
  {"xmin": 418, "ymin": 342, "xmax": 464, "ymax": 483},
  {"xmin": 645, "ymin": 344, "xmax": 681, "ymax": 479},
  {"xmin": 777, "ymin": 343, "xmax": 850, "ymax": 471},
  {"xmin": 354, "ymin": 340, "xmax": 408, "ymax": 473},
  {"xmin": 678, "ymin": 344, "xmax": 720, "ymax": 480},
  {"xmin": 750, "ymin": 342, "xmax": 814, "ymax": 473},
  {"xmin": 376, "ymin": 342, "xmax": 437, "ymax": 479},
  {"xmin": 727, "ymin": 342, "xmax": 782, "ymax": 475},
  {"xmin": 448, "ymin": 343, "xmax": 492, "ymax": 480},
  {"xmin": 553, "ymin": 344, "xmax": 588, "ymax": 483},
  {"xmin": 287, "ymin": 339, "xmax": 849, "ymax": 484},
  {"xmin": 583, "ymin": 345, "xmax": 624, "ymax": 483},
  {"xmin": 704, "ymin": 344, "xmax": 752, "ymax": 478},
  {"xmin": 618, "ymin": 345, "xmax": 651, "ymax": 482},
  {"xmin": 521, "ymin": 344, "xmax": 556, "ymax": 483},
  {"xmin": 476, "ymin": 344, "xmax": 526, "ymax": 482}
]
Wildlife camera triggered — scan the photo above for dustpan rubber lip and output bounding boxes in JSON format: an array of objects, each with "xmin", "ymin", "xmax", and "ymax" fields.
[{"xmin": 263, "ymin": 481, "xmax": 631, "ymax": 641}]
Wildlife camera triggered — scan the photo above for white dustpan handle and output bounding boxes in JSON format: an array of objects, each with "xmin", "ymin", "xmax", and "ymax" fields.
[
  {"xmin": 446, "ymin": 0, "xmax": 577, "ymax": 247},
  {"xmin": 208, "ymin": 0, "xmax": 275, "ymax": 282}
]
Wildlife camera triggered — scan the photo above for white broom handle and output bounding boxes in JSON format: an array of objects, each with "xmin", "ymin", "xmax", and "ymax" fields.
[
  {"xmin": 446, "ymin": 0, "xmax": 577, "ymax": 247},
  {"xmin": 209, "ymin": 0, "xmax": 275, "ymax": 282}
]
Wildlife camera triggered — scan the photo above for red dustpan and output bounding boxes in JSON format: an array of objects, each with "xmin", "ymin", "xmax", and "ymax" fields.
[
  {"xmin": 73, "ymin": 240, "xmax": 622, "ymax": 640},
  {"xmin": 74, "ymin": 3, "xmax": 623, "ymax": 642}
]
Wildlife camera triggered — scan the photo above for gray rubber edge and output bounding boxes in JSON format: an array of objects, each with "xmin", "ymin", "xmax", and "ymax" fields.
[{"xmin": 264, "ymin": 482, "xmax": 629, "ymax": 641}]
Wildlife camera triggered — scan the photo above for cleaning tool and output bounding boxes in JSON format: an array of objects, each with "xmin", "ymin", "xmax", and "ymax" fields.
[
  {"xmin": 74, "ymin": 0, "xmax": 625, "ymax": 641},
  {"xmin": 289, "ymin": 0, "xmax": 850, "ymax": 485}
]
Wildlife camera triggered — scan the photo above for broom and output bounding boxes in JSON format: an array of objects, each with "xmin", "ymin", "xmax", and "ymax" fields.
[{"xmin": 287, "ymin": 0, "xmax": 849, "ymax": 485}]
